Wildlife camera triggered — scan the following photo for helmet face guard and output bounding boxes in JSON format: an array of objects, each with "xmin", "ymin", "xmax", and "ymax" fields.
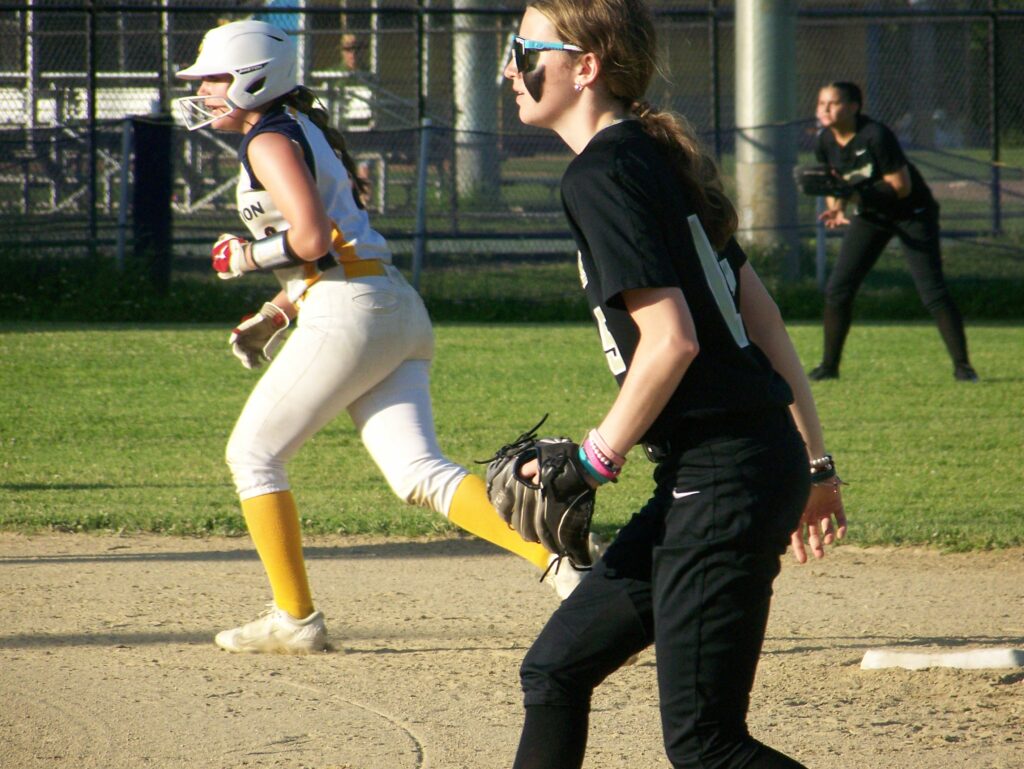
[
  {"xmin": 174, "ymin": 20, "xmax": 298, "ymax": 131},
  {"xmin": 175, "ymin": 93, "xmax": 237, "ymax": 132}
]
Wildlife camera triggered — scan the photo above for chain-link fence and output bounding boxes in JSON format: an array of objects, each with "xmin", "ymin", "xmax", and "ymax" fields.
[{"xmin": 1, "ymin": 1, "xmax": 1022, "ymax": 273}]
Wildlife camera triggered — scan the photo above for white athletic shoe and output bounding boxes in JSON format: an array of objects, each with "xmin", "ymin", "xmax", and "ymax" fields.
[
  {"xmin": 543, "ymin": 533, "xmax": 608, "ymax": 600},
  {"xmin": 543, "ymin": 555, "xmax": 588, "ymax": 600},
  {"xmin": 214, "ymin": 604, "xmax": 329, "ymax": 654}
]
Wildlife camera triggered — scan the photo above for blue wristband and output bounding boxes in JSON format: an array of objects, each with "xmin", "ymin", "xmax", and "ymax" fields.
[{"xmin": 578, "ymin": 445, "xmax": 613, "ymax": 485}]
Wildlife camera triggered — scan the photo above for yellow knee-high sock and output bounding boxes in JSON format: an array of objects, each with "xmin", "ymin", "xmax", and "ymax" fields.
[
  {"xmin": 240, "ymin": 491, "xmax": 315, "ymax": 620},
  {"xmin": 448, "ymin": 474, "xmax": 551, "ymax": 570}
]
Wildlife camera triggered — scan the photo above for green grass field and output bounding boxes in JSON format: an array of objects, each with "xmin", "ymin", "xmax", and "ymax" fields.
[{"xmin": 0, "ymin": 322, "xmax": 1020, "ymax": 550}]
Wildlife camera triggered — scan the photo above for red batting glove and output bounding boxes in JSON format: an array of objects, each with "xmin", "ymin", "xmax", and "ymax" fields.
[{"xmin": 211, "ymin": 233, "xmax": 249, "ymax": 279}]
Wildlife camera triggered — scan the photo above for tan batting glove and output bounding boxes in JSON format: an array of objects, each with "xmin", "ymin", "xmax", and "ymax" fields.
[{"xmin": 228, "ymin": 302, "xmax": 290, "ymax": 370}]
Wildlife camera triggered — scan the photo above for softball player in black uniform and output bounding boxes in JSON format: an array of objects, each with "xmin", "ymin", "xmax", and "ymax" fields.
[
  {"xmin": 503, "ymin": 2, "xmax": 846, "ymax": 767},
  {"xmin": 810, "ymin": 81, "xmax": 977, "ymax": 381}
]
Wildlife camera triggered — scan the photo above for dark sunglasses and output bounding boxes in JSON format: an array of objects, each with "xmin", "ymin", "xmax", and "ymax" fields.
[{"xmin": 511, "ymin": 35, "xmax": 584, "ymax": 74}]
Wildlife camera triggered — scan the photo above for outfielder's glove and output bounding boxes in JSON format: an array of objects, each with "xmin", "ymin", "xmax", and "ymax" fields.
[
  {"xmin": 481, "ymin": 416, "xmax": 596, "ymax": 568},
  {"xmin": 229, "ymin": 302, "xmax": 290, "ymax": 369},
  {"xmin": 794, "ymin": 165, "xmax": 854, "ymax": 198}
]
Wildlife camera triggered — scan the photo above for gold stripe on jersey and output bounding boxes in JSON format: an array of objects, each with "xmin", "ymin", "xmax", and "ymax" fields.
[
  {"xmin": 328, "ymin": 220, "xmax": 386, "ymax": 277},
  {"xmin": 329, "ymin": 221, "xmax": 359, "ymax": 263}
]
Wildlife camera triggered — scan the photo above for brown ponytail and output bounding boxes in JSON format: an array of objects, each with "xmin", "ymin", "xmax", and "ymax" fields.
[
  {"xmin": 532, "ymin": 0, "xmax": 738, "ymax": 249},
  {"xmin": 280, "ymin": 86, "xmax": 369, "ymax": 209},
  {"xmin": 630, "ymin": 101, "xmax": 737, "ymax": 250}
]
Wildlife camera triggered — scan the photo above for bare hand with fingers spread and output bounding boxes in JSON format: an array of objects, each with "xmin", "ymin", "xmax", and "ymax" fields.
[
  {"xmin": 791, "ymin": 471, "xmax": 848, "ymax": 563},
  {"xmin": 817, "ymin": 207, "xmax": 850, "ymax": 229}
]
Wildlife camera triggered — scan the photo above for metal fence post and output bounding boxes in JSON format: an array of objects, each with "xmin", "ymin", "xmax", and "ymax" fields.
[
  {"xmin": 412, "ymin": 118, "xmax": 433, "ymax": 291},
  {"xmin": 988, "ymin": 0, "xmax": 1002, "ymax": 236},
  {"xmin": 734, "ymin": 0, "xmax": 799, "ymax": 279},
  {"xmin": 417, "ymin": 0, "xmax": 427, "ymax": 123},
  {"xmin": 86, "ymin": 0, "xmax": 98, "ymax": 258},
  {"xmin": 708, "ymin": 0, "xmax": 722, "ymax": 160},
  {"xmin": 116, "ymin": 118, "xmax": 133, "ymax": 271},
  {"xmin": 815, "ymin": 196, "xmax": 827, "ymax": 291}
]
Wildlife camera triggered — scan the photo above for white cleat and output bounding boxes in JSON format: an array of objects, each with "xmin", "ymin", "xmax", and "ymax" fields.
[
  {"xmin": 543, "ymin": 555, "xmax": 589, "ymax": 600},
  {"xmin": 215, "ymin": 604, "xmax": 329, "ymax": 654},
  {"xmin": 543, "ymin": 533, "xmax": 609, "ymax": 600}
]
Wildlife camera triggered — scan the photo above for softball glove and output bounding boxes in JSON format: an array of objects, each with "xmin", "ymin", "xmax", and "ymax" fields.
[
  {"xmin": 794, "ymin": 165, "xmax": 854, "ymax": 198},
  {"xmin": 482, "ymin": 416, "xmax": 596, "ymax": 568}
]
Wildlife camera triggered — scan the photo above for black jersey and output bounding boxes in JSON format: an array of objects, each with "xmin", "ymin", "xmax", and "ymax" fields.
[
  {"xmin": 815, "ymin": 115, "xmax": 934, "ymax": 219},
  {"xmin": 561, "ymin": 120, "xmax": 793, "ymax": 446}
]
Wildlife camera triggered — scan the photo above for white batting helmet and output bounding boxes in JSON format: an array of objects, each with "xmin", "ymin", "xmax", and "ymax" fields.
[{"xmin": 175, "ymin": 20, "xmax": 298, "ymax": 130}]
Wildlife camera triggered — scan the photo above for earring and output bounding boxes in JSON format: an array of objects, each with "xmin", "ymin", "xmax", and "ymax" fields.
[{"xmin": 574, "ymin": 83, "xmax": 583, "ymax": 93}]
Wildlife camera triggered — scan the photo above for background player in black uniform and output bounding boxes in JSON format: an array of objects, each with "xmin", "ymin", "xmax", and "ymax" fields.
[
  {"xmin": 810, "ymin": 81, "xmax": 978, "ymax": 382},
  {"xmin": 501, "ymin": 1, "xmax": 847, "ymax": 767}
]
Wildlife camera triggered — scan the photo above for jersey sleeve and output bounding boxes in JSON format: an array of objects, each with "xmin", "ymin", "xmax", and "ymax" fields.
[
  {"xmin": 871, "ymin": 122, "xmax": 909, "ymax": 176},
  {"xmin": 563, "ymin": 155, "xmax": 681, "ymax": 305}
]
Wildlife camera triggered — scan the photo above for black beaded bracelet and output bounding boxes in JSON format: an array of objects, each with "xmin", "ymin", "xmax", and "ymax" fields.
[
  {"xmin": 809, "ymin": 453, "xmax": 837, "ymax": 483},
  {"xmin": 809, "ymin": 453, "xmax": 833, "ymax": 469}
]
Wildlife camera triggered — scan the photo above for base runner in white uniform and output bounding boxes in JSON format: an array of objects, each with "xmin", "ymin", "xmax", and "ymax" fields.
[{"xmin": 176, "ymin": 20, "xmax": 575, "ymax": 654}]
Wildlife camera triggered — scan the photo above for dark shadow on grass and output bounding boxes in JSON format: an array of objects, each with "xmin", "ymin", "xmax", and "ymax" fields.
[{"xmin": 0, "ymin": 537, "xmax": 506, "ymax": 566}]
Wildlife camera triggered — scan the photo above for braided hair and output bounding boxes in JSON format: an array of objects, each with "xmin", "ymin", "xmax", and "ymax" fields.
[{"xmin": 280, "ymin": 86, "xmax": 370, "ymax": 208}]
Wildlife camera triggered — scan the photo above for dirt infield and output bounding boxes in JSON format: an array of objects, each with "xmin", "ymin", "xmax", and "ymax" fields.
[{"xmin": 1, "ymin": 533, "xmax": 1022, "ymax": 769}]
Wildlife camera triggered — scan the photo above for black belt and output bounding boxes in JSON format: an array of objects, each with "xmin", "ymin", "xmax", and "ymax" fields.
[{"xmin": 642, "ymin": 408, "xmax": 789, "ymax": 463}]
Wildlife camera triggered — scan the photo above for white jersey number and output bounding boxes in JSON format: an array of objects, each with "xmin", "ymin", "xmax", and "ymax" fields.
[
  {"xmin": 593, "ymin": 306, "xmax": 627, "ymax": 376},
  {"xmin": 687, "ymin": 215, "xmax": 749, "ymax": 348}
]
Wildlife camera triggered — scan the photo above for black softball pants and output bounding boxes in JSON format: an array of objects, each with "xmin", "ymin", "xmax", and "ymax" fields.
[
  {"xmin": 821, "ymin": 206, "xmax": 969, "ymax": 370},
  {"xmin": 512, "ymin": 410, "xmax": 811, "ymax": 769}
]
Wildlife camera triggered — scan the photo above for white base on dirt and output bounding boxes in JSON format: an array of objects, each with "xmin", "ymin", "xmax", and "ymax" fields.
[{"xmin": 861, "ymin": 647, "xmax": 1024, "ymax": 671}]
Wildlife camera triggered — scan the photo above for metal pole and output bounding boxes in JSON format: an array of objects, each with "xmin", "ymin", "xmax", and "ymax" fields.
[
  {"xmin": 708, "ymin": 0, "xmax": 722, "ymax": 160},
  {"xmin": 988, "ymin": 0, "xmax": 1002, "ymax": 235},
  {"xmin": 116, "ymin": 118, "xmax": 133, "ymax": 271},
  {"xmin": 908, "ymin": 0, "xmax": 938, "ymax": 149},
  {"xmin": 159, "ymin": 3, "xmax": 170, "ymax": 113},
  {"xmin": 296, "ymin": 0, "xmax": 308, "ymax": 86},
  {"xmin": 815, "ymin": 195, "xmax": 827, "ymax": 291},
  {"xmin": 86, "ymin": 0, "xmax": 98, "ymax": 258},
  {"xmin": 412, "ymin": 118, "xmax": 432, "ymax": 290},
  {"xmin": 734, "ymin": 0, "xmax": 799, "ymax": 278},
  {"xmin": 25, "ymin": 0, "xmax": 36, "ymax": 148},
  {"xmin": 453, "ymin": 0, "xmax": 499, "ymax": 200},
  {"xmin": 417, "ymin": 0, "xmax": 427, "ymax": 121},
  {"xmin": 370, "ymin": 0, "xmax": 380, "ymax": 75}
]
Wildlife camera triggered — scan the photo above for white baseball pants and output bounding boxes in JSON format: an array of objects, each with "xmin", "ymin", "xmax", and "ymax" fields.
[{"xmin": 225, "ymin": 265, "xmax": 467, "ymax": 514}]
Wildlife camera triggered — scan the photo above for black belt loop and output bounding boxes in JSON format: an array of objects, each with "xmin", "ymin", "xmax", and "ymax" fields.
[{"xmin": 643, "ymin": 442, "xmax": 669, "ymax": 464}]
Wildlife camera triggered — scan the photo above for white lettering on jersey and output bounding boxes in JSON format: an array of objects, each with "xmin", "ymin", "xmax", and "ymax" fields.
[
  {"xmin": 576, "ymin": 250, "xmax": 588, "ymax": 289},
  {"xmin": 592, "ymin": 306, "xmax": 626, "ymax": 375},
  {"xmin": 687, "ymin": 215, "xmax": 749, "ymax": 348}
]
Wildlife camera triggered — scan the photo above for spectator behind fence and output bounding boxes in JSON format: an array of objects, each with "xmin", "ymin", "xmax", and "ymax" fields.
[{"xmin": 807, "ymin": 81, "xmax": 978, "ymax": 382}]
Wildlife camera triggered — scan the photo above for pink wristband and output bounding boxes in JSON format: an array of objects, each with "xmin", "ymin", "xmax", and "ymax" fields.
[
  {"xmin": 582, "ymin": 438, "xmax": 620, "ymax": 482},
  {"xmin": 589, "ymin": 429, "xmax": 627, "ymax": 468}
]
